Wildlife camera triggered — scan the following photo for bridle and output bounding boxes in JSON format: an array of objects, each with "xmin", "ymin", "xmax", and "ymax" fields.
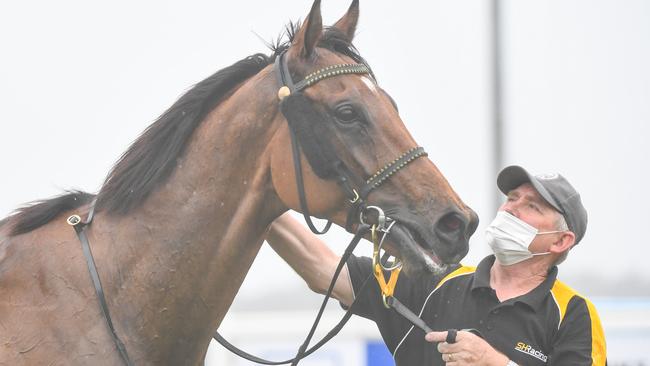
[
  {"xmin": 214, "ymin": 50, "xmax": 431, "ymax": 365},
  {"xmin": 66, "ymin": 49, "xmax": 431, "ymax": 366},
  {"xmin": 273, "ymin": 49, "xmax": 427, "ymax": 234}
]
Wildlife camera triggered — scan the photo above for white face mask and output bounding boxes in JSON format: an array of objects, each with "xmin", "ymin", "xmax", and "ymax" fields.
[{"xmin": 486, "ymin": 211, "xmax": 563, "ymax": 266}]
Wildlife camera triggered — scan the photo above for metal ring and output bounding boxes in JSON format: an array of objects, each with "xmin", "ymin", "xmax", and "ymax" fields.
[
  {"xmin": 359, "ymin": 205, "xmax": 386, "ymax": 228},
  {"xmin": 361, "ymin": 205, "xmax": 385, "ymax": 227},
  {"xmin": 446, "ymin": 329, "xmax": 458, "ymax": 344},
  {"xmin": 66, "ymin": 214, "xmax": 81, "ymax": 226}
]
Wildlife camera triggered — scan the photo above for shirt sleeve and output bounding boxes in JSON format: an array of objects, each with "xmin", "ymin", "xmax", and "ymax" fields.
[
  {"xmin": 342, "ymin": 254, "xmax": 427, "ymax": 352},
  {"xmin": 343, "ymin": 254, "xmax": 389, "ymax": 320},
  {"xmin": 548, "ymin": 296, "xmax": 607, "ymax": 366}
]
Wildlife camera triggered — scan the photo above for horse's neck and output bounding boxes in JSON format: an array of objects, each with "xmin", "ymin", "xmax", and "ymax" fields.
[{"xmin": 93, "ymin": 67, "xmax": 286, "ymax": 363}]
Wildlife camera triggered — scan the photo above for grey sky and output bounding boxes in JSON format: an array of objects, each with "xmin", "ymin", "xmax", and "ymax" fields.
[{"xmin": 1, "ymin": 0, "xmax": 649, "ymax": 303}]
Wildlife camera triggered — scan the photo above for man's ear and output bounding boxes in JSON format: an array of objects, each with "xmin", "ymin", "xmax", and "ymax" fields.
[{"xmin": 550, "ymin": 232, "xmax": 576, "ymax": 254}]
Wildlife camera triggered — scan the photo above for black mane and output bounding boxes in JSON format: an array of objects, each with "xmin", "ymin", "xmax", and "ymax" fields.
[{"xmin": 7, "ymin": 24, "xmax": 372, "ymax": 236}]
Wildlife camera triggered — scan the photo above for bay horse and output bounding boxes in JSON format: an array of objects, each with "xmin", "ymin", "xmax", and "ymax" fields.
[{"xmin": 0, "ymin": 1, "xmax": 477, "ymax": 365}]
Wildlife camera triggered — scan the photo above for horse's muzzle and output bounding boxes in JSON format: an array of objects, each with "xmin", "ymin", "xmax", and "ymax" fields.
[
  {"xmin": 385, "ymin": 207, "xmax": 478, "ymax": 277},
  {"xmin": 433, "ymin": 208, "xmax": 479, "ymax": 262}
]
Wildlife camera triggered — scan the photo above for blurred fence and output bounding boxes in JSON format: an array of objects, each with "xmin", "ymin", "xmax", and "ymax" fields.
[{"xmin": 207, "ymin": 297, "xmax": 650, "ymax": 365}]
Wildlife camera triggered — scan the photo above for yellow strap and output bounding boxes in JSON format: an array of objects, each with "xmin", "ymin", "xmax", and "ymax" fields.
[
  {"xmin": 371, "ymin": 225, "xmax": 402, "ymax": 307},
  {"xmin": 373, "ymin": 263, "xmax": 402, "ymax": 297}
]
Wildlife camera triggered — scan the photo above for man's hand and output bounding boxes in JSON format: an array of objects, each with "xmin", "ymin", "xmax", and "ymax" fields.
[{"xmin": 425, "ymin": 330, "xmax": 511, "ymax": 365}]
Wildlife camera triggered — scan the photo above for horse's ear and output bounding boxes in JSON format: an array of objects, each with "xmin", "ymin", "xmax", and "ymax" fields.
[
  {"xmin": 292, "ymin": 0, "xmax": 323, "ymax": 59},
  {"xmin": 332, "ymin": 0, "xmax": 359, "ymax": 42}
]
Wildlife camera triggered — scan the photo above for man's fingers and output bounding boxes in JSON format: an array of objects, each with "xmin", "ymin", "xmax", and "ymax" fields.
[
  {"xmin": 425, "ymin": 330, "xmax": 463, "ymax": 344},
  {"xmin": 425, "ymin": 331, "xmax": 447, "ymax": 343},
  {"xmin": 437, "ymin": 341, "xmax": 462, "ymax": 354}
]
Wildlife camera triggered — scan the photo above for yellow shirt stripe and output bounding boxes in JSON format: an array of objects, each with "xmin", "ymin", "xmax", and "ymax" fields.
[
  {"xmin": 434, "ymin": 265, "xmax": 476, "ymax": 291},
  {"xmin": 551, "ymin": 280, "xmax": 607, "ymax": 366},
  {"xmin": 585, "ymin": 297, "xmax": 607, "ymax": 366}
]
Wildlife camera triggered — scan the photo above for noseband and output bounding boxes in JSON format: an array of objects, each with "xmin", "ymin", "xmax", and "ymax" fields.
[{"xmin": 273, "ymin": 50, "xmax": 427, "ymax": 234}]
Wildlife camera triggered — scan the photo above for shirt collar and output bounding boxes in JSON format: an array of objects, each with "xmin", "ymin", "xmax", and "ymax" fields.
[{"xmin": 471, "ymin": 255, "xmax": 559, "ymax": 311}]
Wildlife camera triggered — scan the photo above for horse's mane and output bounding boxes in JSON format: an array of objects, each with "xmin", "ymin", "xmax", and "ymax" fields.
[{"xmin": 7, "ymin": 24, "xmax": 372, "ymax": 236}]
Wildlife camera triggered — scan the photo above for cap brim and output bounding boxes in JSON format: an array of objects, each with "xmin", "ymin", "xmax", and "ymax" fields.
[{"xmin": 497, "ymin": 165, "xmax": 563, "ymax": 213}]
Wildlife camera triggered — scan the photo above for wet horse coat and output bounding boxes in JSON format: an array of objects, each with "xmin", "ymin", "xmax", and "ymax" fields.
[{"xmin": 0, "ymin": 1, "xmax": 477, "ymax": 365}]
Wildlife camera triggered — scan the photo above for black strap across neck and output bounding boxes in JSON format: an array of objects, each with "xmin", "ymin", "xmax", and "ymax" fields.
[{"xmin": 67, "ymin": 201, "xmax": 134, "ymax": 366}]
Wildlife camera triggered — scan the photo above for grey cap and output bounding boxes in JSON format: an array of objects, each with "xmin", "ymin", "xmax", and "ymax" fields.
[{"xmin": 497, "ymin": 165, "xmax": 588, "ymax": 244}]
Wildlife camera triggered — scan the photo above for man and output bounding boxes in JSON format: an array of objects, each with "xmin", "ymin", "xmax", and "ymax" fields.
[{"xmin": 267, "ymin": 165, "xmax": 607, "ymax": 365}]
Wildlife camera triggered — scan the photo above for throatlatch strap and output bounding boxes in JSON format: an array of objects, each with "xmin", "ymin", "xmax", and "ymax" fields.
[{"xmin": 288, "ymin": 125, "xmax": 333, "ymax": 234}]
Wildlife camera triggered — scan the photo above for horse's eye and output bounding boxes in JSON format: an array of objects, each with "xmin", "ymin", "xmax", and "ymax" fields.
[{"xmin": 335, "ymin": 104, "xmax": 362, "ymax": 124}]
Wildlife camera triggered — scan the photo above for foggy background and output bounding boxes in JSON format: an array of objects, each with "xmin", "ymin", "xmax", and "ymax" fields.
[{"xmin": 2, "ymin": 0, "xmax": 649, "ymax": 363}]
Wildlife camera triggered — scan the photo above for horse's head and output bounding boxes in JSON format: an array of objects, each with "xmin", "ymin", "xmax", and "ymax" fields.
[{"xmin": 269, "ymin": 0, "xmax": 478, "ymax": 277}]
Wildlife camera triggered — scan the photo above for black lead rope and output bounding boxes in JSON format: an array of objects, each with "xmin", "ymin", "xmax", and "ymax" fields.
[
  {"xmin": 214, "ymin": 224, "xmax": 371, "ymax": 365},
  {"xmin": 386, "ymin": 296, "xmax": 433, "ymax": 333},
  {"xmin": 287, "ymin": 224, "xmax": 368, "ymax": 366},
  {"xmin": 67, "ymin": 202, "xmax": 134, "ymax": 366}
]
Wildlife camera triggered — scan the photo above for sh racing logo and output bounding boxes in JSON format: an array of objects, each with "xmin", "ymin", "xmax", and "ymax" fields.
[{"xmin": 515, "ymin": 342, "xmax": 548, "ymax": 362}]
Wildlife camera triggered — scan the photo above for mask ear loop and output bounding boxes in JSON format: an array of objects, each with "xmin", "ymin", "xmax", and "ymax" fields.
[
  {"xmin": 536, "ymin": 230, "xmax": 566, "ymax": 235},
  {"xmin": 533, "ymin": 230, "xmax": 568, "ymax": 256}
]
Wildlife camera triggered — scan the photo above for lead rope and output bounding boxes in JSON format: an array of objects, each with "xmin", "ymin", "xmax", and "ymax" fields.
[
  {"xmin": 67, "ymin": 200, "xmax": 134, "ymax": 366},
  {"xmin": 214, "ymin": 224, "xmax": 373, "ymax": 365}
]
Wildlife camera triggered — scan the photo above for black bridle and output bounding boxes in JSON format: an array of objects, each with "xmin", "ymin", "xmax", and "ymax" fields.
[
  {"xmin": 273, "ymin": 50, "xmax": 427, "ymax": 234},
  {"xmin": 67, "ymin": 50, "xmax": 429, "ymax": 366},
  {"xmin": 214, "ymin": 51, "xmax": 428, "ymax": 365}
]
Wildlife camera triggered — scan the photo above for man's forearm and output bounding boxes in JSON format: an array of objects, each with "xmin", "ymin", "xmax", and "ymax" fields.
[{"xmin": 266, "ymin": 213, "xmax": 354, "ymax": 304}]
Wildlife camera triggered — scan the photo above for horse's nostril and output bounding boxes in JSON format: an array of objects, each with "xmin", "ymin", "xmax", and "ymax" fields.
[{"xmin": 438, "ymin": 213, "xmax": 464, "ymax": 233}]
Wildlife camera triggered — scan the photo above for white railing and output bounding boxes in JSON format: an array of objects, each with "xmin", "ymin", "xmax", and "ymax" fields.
[{"xmin": 206, "ymin": 297, "xmax": 650, "ymax": 366}]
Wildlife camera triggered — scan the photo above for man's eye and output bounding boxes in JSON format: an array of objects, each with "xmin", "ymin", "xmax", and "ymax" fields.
[{"xmin": 529, "ymin": 203, "xmax": 541, "ymax": 212}]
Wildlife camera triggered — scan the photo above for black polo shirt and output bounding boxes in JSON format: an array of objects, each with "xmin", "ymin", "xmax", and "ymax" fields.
[{"xmin": 345, "ymin": 255, "xmax": 607, "ymax": 365}]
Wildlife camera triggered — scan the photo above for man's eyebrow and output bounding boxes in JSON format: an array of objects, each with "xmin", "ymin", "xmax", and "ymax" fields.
[
  {"xmin": 508, "ymin": 191, "xmax": 545, "ymax": 205},
  {"xmin": 507, "ymin": 191, "xmax": 519, "ymax": 199},
  {"xmin": 522, "ymin": 193, "xmax": 552, "ymax": 210}
]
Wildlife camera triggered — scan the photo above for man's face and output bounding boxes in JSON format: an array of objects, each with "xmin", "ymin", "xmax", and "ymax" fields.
[{"xmin": 498, "ymin": 183, "xmax": 562, "ymax": 253}]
